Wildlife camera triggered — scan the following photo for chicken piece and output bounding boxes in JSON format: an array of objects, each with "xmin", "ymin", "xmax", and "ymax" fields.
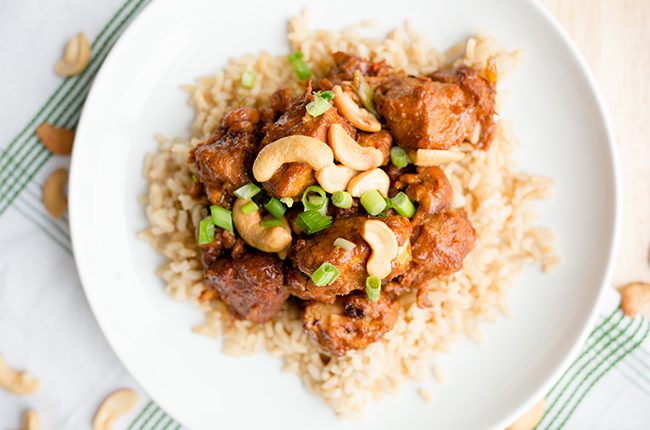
[
  {"xmin": 204, "ymin": 252, "xmax": 287, "ymax": 322},
  {"xmin": 358, "ymin": 129, "xmax": 393, "ymax": 165},
  {"xmin": 430, "ymin": 64, "xmax": 497, "ymax": 149},
  {"xmin": 260, "ymin": 94, "xmax": 356, "ymax": 197},
  {"xmin": 286, "ymin": 216, "xmax": 412, "ymax": 303},
  {"xmin": 375, "ymin": 76, "xmax": 475, "ymax": 150},
  {"xmin": 190, "ymin": 107, "xmax": 261, "ymax": 206},
  {"xmin": 270, "ymin": 87, "xmax": 294, "ymax": 116},
  {"xmin": 400, "ymin": 166, "xmax": 452, "ymax": 214},
  {"xmin": 320, "ymin": 51, "xmax": 393, "ymax": 89},
  {"xmin": 303, "ymin": 292, "xmax": 399, "ymax": 356}
]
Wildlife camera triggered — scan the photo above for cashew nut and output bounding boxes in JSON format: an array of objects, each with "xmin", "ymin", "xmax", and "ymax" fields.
[
  {"xmin": 361, "ymin": 220, "xmax": 398, "ymax": 279},
  {"xmin": 55, "ymin": 32, "xmax": 92, "ymax": 77},
  {"xmin": 0, "ymin": 356, "xmax": 41, "ymax": 395},
  {"xmin": 252, "ymin": 135, "xmax": 333, "ymax": 182},
  {"xmin": 347, "ymin": 168, "xmax": 390, "ymax": 197},
  {"xmin": 620, "ymin": 282, "xmax": 650, "ymax": 318},
  {"xmin": 23, "ymin": 410, "xmax": 40, "ymax": 430},
  {"xmin": 36, "ymin": 123, "xmax": 74, "ymax": 155},
  {"xmin": 332, "ymin": 85, "xmax": 381, "ymax": 132},
  {"xmin": 93, "ymin": 388, "xmax": 139, "ymax": 430},
  {"xmin": 315, "ymin": 163, "xmax": 357, "ymax": 193},
  {"xmin": 43, "ymin": 168, "xmax": 68, "ymax": 219},
  {"xmin": 506, "ymin": 398, "xmax": 545, "ymax": 430},
  {"xmin": 233, "ymin": 199, "xmax": 292, "ymax": 253},
  {"xmin": 328, "ymin": 124, "xmax": 383, "ymax": 170},
  {"xmin": 408, "ymin": 149, "xmax": 465, "ymax": 166}
]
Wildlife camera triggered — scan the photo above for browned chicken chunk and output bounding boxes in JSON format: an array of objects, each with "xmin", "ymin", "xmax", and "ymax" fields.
[
  {"xmin": 400, "ymin": 166, "xmax": 452, "ymax": 214},
  {"xmin": 204, "ymin": 252, "xmax": 287, "ymax": 323},
  {"xmin": 191, "ymin": 107, "xmax": 261, "ymax": 206},
  {"xmin": 303, "ymin": 293, "xmax": 399, "ymax": 356},
  {"xmin": 320, "ymin": 51, "xmax": 393, "ymax": 89},
  {"xmin": 286, "ymin": 216, "xmax": 412, "ymax": 303},
  {"xmin": 375, "ymin": 76, "xmax": 475, "ymax": 150}
]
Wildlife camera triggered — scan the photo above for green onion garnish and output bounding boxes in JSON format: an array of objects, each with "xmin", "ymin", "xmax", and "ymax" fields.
[
  {"xmin": 191, "ymin": 175, "xmax": 198, "ymax": 183},
  {"xmin": 198, "ymin": 217, "xmax": 215, "ymax": 245},
  {"xmin": 333, "ymin": 237, "xmax": 356, "ymax": 251},
  {"xmin": 240, "ymin": 66, "xmax": 256, "ymax": 89},
  {"xmin": 241, "ymin": 201, "xmax": 259, "ymax": 215},
  {"xmin": 353, "ymin": 70, "xmax": 379, "ymax": 117},
  {"xmin": 391, "ymin": 192, "xmax": 416, "ymax": 218},
  {"xmin": 264, "ymin": 197, "xmax": 286, "ymax": 219},
  {"xmin": 234, "ymin": 182, "xmax": 261, "ymax": 199},
  {"xmin": 331, "ymin": 190, "xmax": 352, "ymax": 209},
  {"xmin": 280, "ymin": 197, "xmax": 294, "ymax": 208},
  {"xmin": 310, "ymin": 262, "xmax": 341, "ymax": 286},
  {"xmin": 288, "ymin": 51, "xmax": 312, "ymax": 81},
  {"xmin": 366, "ymin": 275, "xmax": 381, "ymax": 302},
  {"xmin": 306, "ymin": 91, "xmax": 335, "ymax": 117},
  {"xmin": 360, "ymin": 189, "xmax": 387, "ymax": 216},
  {"xmin": 210, "ymin": 205, "xmax": 233, "ymax": 232},
  {"xmin": 390, "ymin": 146, "xmax": 410, "ymax": 168},
  {"xmin": 301, "ymin": 185, "xmax": 328, "ymax": 212},
  {"xmin": 296, "ymin": 210, "xmax": 332, "ymax": 234},
  {"xmin": 260, "ymin": 218, "xmax": 283, "ymax": 228}
]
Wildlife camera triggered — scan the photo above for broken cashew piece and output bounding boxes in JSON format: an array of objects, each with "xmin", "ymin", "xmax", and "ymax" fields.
[
  {"xmin": 0, "ymin": 356, "xmax": 41, "ymax": 395},
  {"xmin": 332, "ymin": 85, "xmax": 381, "ymax": 132},
  {"xmin": 233, "ymin": 199, "xmax": 292, "ymax": 253},
  {"xmin": 36, "ymin": 123, "xmax": 75, "ymax": 155},
  {"xmin": 93, "ymin": 388, "xmax": 139, "ymax": 430},
  {"xmin": 328, "ymin": 124, "xmax": 383, "ymax": 170},
  {"xmin": 55, "ymin": 32, "xmax": 92, "ymax": 77},
  {"xmin": 23, "ymin": 410, "xmax": 40, "ymax": 430},
  {"xmin": 408, "ymin": 149, "xmax": 465, "ymax": 166},
  {"xmin": 315, "ymin": 163, "xmax": 358, "ymax": 193},
  {"xmin": 506, "ymin": 398, "xmax": 545, "ymax": 430},
  {"xmin": 347, "ymin": 168, "xmax": 390, "ymax": 197},
  {"xmin": 252, "ymin": 135, "xmax": 333, "ymax": 182},
  {"xmin": 619, "ymin": 282, "xmax": 650, "ymax": 318},
  {"xmin": 362, "ymin": 220, "xmax": 398, "ymax": 279},
  {"xmin": 43, "ymin": 168, "xmax": 68, "ymax": 219}
]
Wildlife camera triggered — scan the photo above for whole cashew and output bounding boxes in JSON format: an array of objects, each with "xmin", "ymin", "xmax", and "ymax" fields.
[
  {"xmin": 620, "ymin": 282, "xmax": 650, "ymax": 318},
  {"xmin": 233, "ymin": 199, "xmax": 292, "ymax": 253},
  {"xmin": 315, "ymin": 163, "xmax": 358, "ymax": 193},
  {"xmin": 55, "ymin": 32, "xmax": 92, "ymax": 77},
  {"xmin": 23, "ymin": 410, "xmax": 40, "ymax": 430},
  {"xmin": 332, "ymin": 85, "xmax": 382, "ymax": 132},
  {"xmin": 252, "ymin": 135, "xmax": 333, "ymax": 182},
  {"xmin": 506, "ymin": 398, "xmax": 545, "ymax": 430},
  {"xmin": 408, "ymin": 149, "xmax": 464, "ymax": 166},
  {"xmin": 362, "ymin": 220, "xmax": 398, "ymax": 279},
  {"xmin": 0, "ymin": 356, "xmax": 41, "ymax": 395},
  {"xmin": 43, "ymin": 168, "xmax": 68, "ymax": 219},
  {"xmin": 328, "ymin": 124, "xmax": 383, "ymax": 170},
  {"xmin": 347, "ymin": 168, "xmax": 390, "ymax": 197},
  {"xmin": 36, "ymin": 123, "xmax": 75, "ymax": 155},
  {"xmin": 93, "ymin": 388, "xmax": 139, "ymax": 430}
]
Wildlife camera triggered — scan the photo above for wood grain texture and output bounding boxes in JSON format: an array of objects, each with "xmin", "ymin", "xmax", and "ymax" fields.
[{"xmin": 542, "ymin": 0, "xmax": 650, "ymax": 286}]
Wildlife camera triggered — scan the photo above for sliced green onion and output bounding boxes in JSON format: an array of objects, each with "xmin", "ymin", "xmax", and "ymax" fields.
[
  {"xmin": 191, "ymin": 175, "xmax": 198, "ymax": 183},
  {"xmin": 301, "ymin": 185, "xmax": 327, "ymax": 211},
  {"xmin": 306, "ymin": 91, "xmax": 334, "ymax": 117},
  {"xmin": 331, "ymin": 191, "xmax": 353, "ymax": 209},
  {"xmin": 333, "ymin": 238, "xmax": 356, "ymax": 251},
  {"xmin": 310, "ymin": 262, "xmax": 341, "ymax": 286},
  {"xmin": 390, "ymin": 146, "xmax": 410, "ymax": 168},
  {"xmin": 384, "ymin": 198, "xmax": 393, "ymax": 210},
  {"xmin": 210, "ymin": 205, "xmax": 233, "ymax": 232},
  {"xmin": 280, "ymin": 197, "xmax": 294, "ymax": 208},
  {"xmin": 391, "ymin": 192, "xmax": 416, "ymax": 218},
  {"xmin": 264, "ymin": 197, "xmax": 286, "ymax": 219},
  {"xmin": 288, "ymin": 51, "xmax": 312, "ymax": 81},
  {"xmin": 360, "ymin": 189, "xmax": 386, "ymax": 216},
  {"xmin": 260, "ymin": 218, "xmax": 283, "ymax": 228},
  {"xmin": 296, "ymin": 210, "xmax": 332, "ymax": 234},
  {"xmin": 353, "ymin": 70, "xmax": 378, "ymax": 117},
  {"xmin": 234, "ymin": 182, "xmax": 261, "ymax": 199},
  {"xmin": 198, "ymin": 217, "xmax": 215, "ymax": 245},
  {"xmin": 366, "ymin": 275, "xmax": 381, "ymax": 302},
  {"xmin": 241, "ymin": 201, "xmax": 259, "ymax": 215},
  {"xmin": 240, "ymin": 66, "xmax": 256, "ymax": 89}
]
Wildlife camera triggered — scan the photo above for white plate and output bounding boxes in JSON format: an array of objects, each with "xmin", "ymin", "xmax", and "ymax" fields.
[{"xmin": 69, "ymin": 0, "xmax": 618, "ymax": 428}]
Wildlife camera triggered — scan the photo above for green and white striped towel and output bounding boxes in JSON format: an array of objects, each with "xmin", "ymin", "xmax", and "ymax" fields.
[{"xmin": 1, "ymin": 1, "xmax": 649, "ymax": 429}]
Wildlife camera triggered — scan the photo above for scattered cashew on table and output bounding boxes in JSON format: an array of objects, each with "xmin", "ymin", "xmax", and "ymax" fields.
[
  {"xmin": 93, "ymin": 388, "xmax": 140, "ymax": 430},
  {"xmin": 0, "ymin": 355, "xmax": 41, "ymax": 395}
]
